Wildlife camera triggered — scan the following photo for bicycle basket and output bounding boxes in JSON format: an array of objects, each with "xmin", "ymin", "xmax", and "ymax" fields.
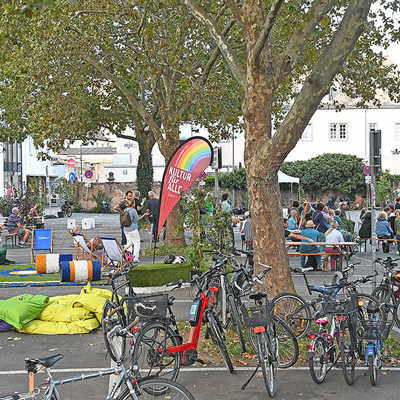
[
  {"xmin": 361, "ymin": 320, "xmax": 393, "ymax": 341},
  {"xmin": 125, "ymin": 294, "xmax": 169, "ymax": 321},
  {"xmin": 242, "ymin": 305, "xmax": 268, "ymax": 328},
  {"xmin": 322, "ymin": 294, "xmax": 358, "ymax": 315}
]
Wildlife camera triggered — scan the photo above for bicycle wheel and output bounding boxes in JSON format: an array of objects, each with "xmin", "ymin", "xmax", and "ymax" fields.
[
  {"xmin": 117, "ymin": 377, "xmax": 195, "ymax": 400},
  {"xmin": 339, "ymin": 335, "xmax": 356, "ymax": 385},
  {"xmin": 66, "ymin": 207, "xmax": 72, "ymax": 217},
  {"xmin": 272, "ymin": 315, "xmax": 299, "ymax": 368},
  {"xmin": 256, "ymin": 332, "xmax": 277, "ymax": 398},
  {"xmin": 271, "ymin": 293, "xmax": 312, "ymax": 338},
  {"xmin": 207, "ymin": 311, "xmax": 234, "ymax": 373},
  {"xmin": 371, "ymin": 285, "xmax": 390, "ymax": 303},
  {"xmin": 102, "ymin": 300, "xmax": 127, "ymax": 362},
  {"xmin": 131, "ymin": 321, "xmax": 181, "ymax": 382},
  {"xmin": 368, "ymin": 356, "xmax": 378, "ymax": 386},
  {"xmin": 227, "ymin": 295, "xmax": 246, "ymax": 353},
  {"xmin": 308, "ymin": 337, "xmax": 328, "ymax": 384}
]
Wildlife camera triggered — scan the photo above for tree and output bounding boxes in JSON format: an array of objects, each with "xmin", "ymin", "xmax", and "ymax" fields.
[
  {"xmin": 0, "ymin": 0, "xmax": 242, "ymax": 245},
  {"xmin": 281, "ymin": 153, "xmax": 366, "ymax": 197},
  {"xmin": 183, "ymin": 0, "xmax": 400, "ymax": 295}
]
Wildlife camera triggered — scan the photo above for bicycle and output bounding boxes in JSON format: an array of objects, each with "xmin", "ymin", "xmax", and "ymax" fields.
[
  {"xmin": 130, "ymin": 261, "xmax": 234, "ymax": 385},
  {"xmin": 0, "ymin": 353, "xmax": 195, "ymax": 400},
  {"xmin": 240, "ymin": 265, "xmax": 299, "ymax": 398},
  {"xmin": 61, "ymin": 200, "xmax": 72, "ymax": 218},
  {"xmin": 271, "ymin": 264, "xmax": 361, "ymax": 338},
  {"xmin": 361, "ymin": 305, "xmax": 393, "ymax": 386},
  {"xmin": 371, "ymin": 257, "xmax": 400, "ymax": 328}
]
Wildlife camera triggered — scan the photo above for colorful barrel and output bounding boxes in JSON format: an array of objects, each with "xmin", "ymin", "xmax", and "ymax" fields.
[
  {"xmin": 36, "ymin": 254, "xmax": 73, "ymax": 274},
  {"xmin": 60, "ymin": 260, "xmax": 102, "ymax": 282}
]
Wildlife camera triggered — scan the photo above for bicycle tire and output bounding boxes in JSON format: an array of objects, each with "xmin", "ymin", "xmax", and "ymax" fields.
[
  {"xmin": 271, "ymin": 293, "xmax": 312, "ymax": 338},
  {"xmin": 308, "ymin": 337, "xmax": 328, "ymax": 384},
  {"xmin": 227, "ymin": 295, "xmax": 246, "ymax": 353},
  {"xmin": 371, "ymin": 287, "xmax": 400, "ymax": 328},
  {"xmin": 339, "ymin": 336, "xmax": 355, "ymax": 385},
  {"xmin": 207, "ymin": 311, "xmax": 234, "ymax": 373},
  {"xmin": 131, "ymin": 321, "xmax": 181, "ymax": 383},
  {"xmin": 371, "ymin": 285, "xmax": 391, "ymax": 304},
  {"xmin": 116, "ymin": 377, "xmax": 195, "ymax": 400},
  {"xmin": 256, "ymin": 332, "xmax": 277, "ymax": 397},
  {"xmin": 272, "ymin": 315, "xmax": 299, "ymax": 368},
  {"xmin": 102, "ymin": 300, "xmax": 127, "ymax": 362},
  {"xmin": 368, "ymin": 356, "xmax": 378, "ymax": 386}
]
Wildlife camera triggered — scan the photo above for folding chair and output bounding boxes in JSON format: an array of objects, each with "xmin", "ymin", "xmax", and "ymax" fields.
[
  {"xmin": 69, "ymin": 232, "xmax": 103, "ymax": 265},
  {"xmin": 31, "ymin": 228, "xmax": 54, "ymax": 263},
  {"xmin": 100, "ymin": 236, "xmax": 135, "ymax": 270}
]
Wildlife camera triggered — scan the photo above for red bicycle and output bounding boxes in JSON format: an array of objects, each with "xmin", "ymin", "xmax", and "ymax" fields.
[{"xmin": 130, "ymin": 259, "xmax": 234, "ymax": 383}]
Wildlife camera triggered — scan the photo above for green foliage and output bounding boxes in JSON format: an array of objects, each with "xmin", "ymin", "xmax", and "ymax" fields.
[
  {"xmin": 52, "ymin": 178, "xmax": 73, "ymax": 202},
  {"xmin": 91, "ymin": 190, "xmax": 110, "ymax": 213},
  {"xmin": 281, "ymin": 154, "xmax": 366, "ymax": 197},
  {"xmin": 376, "ymin": 172, "xmax": 393, "ymax": 206},
  {"xmin": 181, "ymin": 187, "xmax": 210, "ymax": 271},
  {"xmin": 206, "ymin": 168, "xmax": 247, "ymax": 190}
]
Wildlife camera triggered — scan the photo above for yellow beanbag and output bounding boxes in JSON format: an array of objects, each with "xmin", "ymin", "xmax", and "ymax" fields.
[
  {"xmin": 39, "ymin": 303, "xmax": 93, "ymax": 323},
  {"xmin": 17, "ymin": 317, "xmax": 99, "ymax": 334}
]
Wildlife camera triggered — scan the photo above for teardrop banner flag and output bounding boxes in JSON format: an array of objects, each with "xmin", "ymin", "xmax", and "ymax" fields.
[{"xmin": 156, "ymin": 136, "xmax": 213, "ymax": 239}]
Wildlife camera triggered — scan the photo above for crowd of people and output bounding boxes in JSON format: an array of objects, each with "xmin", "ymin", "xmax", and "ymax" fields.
[{"xmin": 284, "ymin": 198, "xmax": 400, "ymax": 271}]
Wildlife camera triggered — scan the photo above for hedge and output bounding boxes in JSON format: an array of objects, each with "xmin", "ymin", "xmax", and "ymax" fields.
[{"xmin": 128, "ymin": 263, "xmax": 191, "ymax": 287}]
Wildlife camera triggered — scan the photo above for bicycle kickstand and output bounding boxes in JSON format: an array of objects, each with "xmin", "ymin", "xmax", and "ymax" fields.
[{"xmin": 241, "ymin": 364, "xmax": 259, "ymax": 391}]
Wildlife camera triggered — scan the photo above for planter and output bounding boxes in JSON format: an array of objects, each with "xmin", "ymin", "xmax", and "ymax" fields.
[{"xmin": 128, "ymin": 263, "xmax": 191, "ymax": 287}]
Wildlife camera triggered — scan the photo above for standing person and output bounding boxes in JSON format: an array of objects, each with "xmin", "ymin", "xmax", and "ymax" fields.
[
  {"xmin": 7, "ymin": 207, "xmax": 31, "ymax": 247},
  {"xmin": 114, "ymin": 190, "xmax": 134, "ymax": 246},
  {"xmin": 204, "ymin": 192, "xmax": 214, "ymax": 216},
  {"xmin": 395, "ymin": 197, "xmax": 400, "ymax": 210},
  {"xmin": 221, "ymin": 193, "xmax": 231, "ymax": 213},
  {"xmin": 289, "ymin": 220, "xmax": 322, "ymax": 271},
  {"xmin": 394, "ymin": 210, "xmax": 400, "ymax": 254},
  {"xmin": 384, "ymin": 206, "xmax": 396, "ymax": 234},
  {"xmin": 324, "ymin": 221, "xmax": 344, "ymax": 271},
  {"xmin": 123, "ymin": 200, "xmax": 149, "ymax": 262},
  {"xmin": 145, "ymin": 191, "xmax": 160, "ymax": 241},
  {"xmin": 241, "ymin": 211, "xmax": 253, "ymax": 249},
  {"xmin": 313, "ymin": 203, "xmax": 329, "ymax": 233},
  {"xmin": 133, "ymin": 190, "xmax": 145, "ymax": 231},
  {"xmin": 358, "ymin": 211, "xmax": 371, "ymax": 239}
]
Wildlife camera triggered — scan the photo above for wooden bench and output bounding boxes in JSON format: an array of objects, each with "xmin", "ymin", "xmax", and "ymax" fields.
[{"xmin": 5, "ymin": 232, "xmax": 18, "ymax": 248}]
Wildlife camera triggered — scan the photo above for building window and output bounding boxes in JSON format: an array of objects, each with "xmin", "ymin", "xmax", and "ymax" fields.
[
  {"xmin": 301, "ymin": 124, "xmax": 313, "ymax": 141},
  {"xmin": 329, "ymin": 123, "xmax": 348, "ymax": 141},
  {"xmin": 395, "ymin": 123, "xmax": 400, "ymax": 141}
]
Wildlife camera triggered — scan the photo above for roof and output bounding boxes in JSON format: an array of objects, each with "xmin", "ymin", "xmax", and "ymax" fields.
[
  {"xmin": 278, "ymin": 171, "xmax": 299, "ymax": 184},
  {"xmin": 59, "ymin": 147, "xmax": 117, "ymax": 155}
]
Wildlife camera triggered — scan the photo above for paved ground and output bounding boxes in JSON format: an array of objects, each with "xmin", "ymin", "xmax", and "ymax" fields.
[{"xmin": 1, "ymin": 211, "xmax": 400, "ymax": 399}]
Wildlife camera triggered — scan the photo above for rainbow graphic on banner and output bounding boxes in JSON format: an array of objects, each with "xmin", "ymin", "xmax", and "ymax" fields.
[{"xmin": 175, "ymin": 139, "xmax": 212, "ymax": 172}]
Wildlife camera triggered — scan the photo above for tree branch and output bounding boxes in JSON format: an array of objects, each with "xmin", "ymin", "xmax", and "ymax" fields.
[
  {"xmin": 250, "ymin": 0, "xmax": 284, "ymax": 65},
  {"xmin": 182, "ymin": 0, "xmax": 246, "ymax": 89},
  {"xmin": 274, "ymin": 0, "xmax": 339, "ymax": 83},
  {"xmin": 264, "ymin": 0, "xmax": 373, "ymax": 171},
  {"xmin": 225, "ymin": 0, "xmax": 243, "ymax": 27},
  {"xmin": 83, "ymin": 53, "xmax": 165, "ymax": 153}
]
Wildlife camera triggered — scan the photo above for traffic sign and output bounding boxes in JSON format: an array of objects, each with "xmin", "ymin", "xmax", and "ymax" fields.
[
  {"xmin": 84, "ymin": 169, "xmax": 94, "ymax": 179},
  {"xmin": 365, "ymin": 175, "xmax": 372, "ymax": 184},
  {"xmin": 363, "ymin": 165, "xmax": 371, "ymax": 176},
  {"xmin": 67, "ymin": 158, "xmax": 76, "ymax": 168},
  {"xmin": 69, "ymin": 172, "xmax": 76, "ymax": 182}
]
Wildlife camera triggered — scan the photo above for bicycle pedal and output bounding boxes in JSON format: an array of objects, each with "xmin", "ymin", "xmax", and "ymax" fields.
[{"xmin": 196, "ymin": 358, "xmax": 210, "ymax": 366}]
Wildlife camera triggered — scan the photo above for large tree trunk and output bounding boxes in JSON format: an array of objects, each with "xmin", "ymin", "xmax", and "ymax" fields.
[
  {"xmin": 137, "ymin": 134, "xmax": 155, "ymax": 198},
  {"xmin": 244, "ymin": 65, "xmax": 294, "ymax": 297},
  {"xmin": 161, "ymin": 135, "xmax": 185, "ymax": 247}
]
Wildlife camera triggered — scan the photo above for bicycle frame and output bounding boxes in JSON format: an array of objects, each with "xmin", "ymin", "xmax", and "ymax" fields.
[
  {"xmin": 36, "ymin": 365, "xmax": 137, "ymax": 400},
  {"xmin": 165, "ymin": 291, "xmax": 214, "ymax": 362}
]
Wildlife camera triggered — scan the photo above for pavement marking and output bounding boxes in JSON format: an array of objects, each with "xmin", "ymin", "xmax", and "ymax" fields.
[{"xmin": 2, "ymin": 366, "xmax": 400, "ymax": 375}]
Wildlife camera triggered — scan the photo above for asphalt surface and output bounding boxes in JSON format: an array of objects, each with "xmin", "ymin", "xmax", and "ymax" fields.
[{"xmin": 1, "ymin": 211, "xmax": 400, "ymax": 399}]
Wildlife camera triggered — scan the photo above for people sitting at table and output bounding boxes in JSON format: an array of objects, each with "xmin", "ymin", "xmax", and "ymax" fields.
[
  {"xmin": 7, "ymin": 207, "xmax": 31, "ymax": 247},
  {"xmin": 324, "ymin": 221, "xmax": 344, "ymax": 271},
  {"xmin": 287, "ymin": 208, "xmax": 299, "ymax": 230},
  {"xmin": 289, "ymin": 220, "xmax": 323, "ymax": 271},
  {"xmin": 376, "ymin": 212, "xmax": 394, "ymax": 253}
]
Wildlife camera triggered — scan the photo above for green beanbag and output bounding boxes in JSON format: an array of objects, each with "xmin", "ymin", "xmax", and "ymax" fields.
[{"xmin": 0, "ymin": 294, "xmax": 49, "ymax": 329}]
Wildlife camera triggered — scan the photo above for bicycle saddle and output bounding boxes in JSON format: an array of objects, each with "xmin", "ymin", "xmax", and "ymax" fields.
[
  {"xmin": 25, "ymin": 354, "xmax": 64, "ymax": 372},
  {"xmin": 291, "ymin": 267, "xmax": 314, "ymax": 273},
  {"xmin": 249, "ymin": 291, "xmax": 268, "ymax": 301},
  {"xmin": 366, "ymin": 303, "xmax": 380, "ymax": 314}
]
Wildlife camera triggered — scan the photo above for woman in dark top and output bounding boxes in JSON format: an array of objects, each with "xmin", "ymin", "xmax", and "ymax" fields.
[{"xmin": 358, "ymin": 211, "xmax": 371, "ymax": 239}]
